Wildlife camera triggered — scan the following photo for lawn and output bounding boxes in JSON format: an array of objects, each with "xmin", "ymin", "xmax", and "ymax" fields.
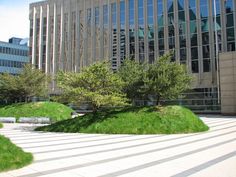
[
  {"xmin": 0, "ymin": 102, "xmax": 73, "ymax": 122},
  {"xmin": 0, "ymin": 135, "xmax": 33, "ymax": 172},
  {"xmin": 36, "ymin": 106, "xmax": 209, "ymax": 134},
  {"xmin": 0, "ymin": 122, "xmax": 2, "ymax": 129}
]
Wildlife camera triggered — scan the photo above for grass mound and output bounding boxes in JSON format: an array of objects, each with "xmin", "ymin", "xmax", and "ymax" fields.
[
  {"xmin": 36, "ymin": 106, "xmax": 209, "ymax": 134},
  {"xmin": 0, "ymin": 102, "xmax": 73, "ymax": 122},
  {"xmin": 0, "ymin": 135, "xmax": 33, "ymax": 172},
  {"xmin": 0, "ymin": 122, "xmax": 2, "ymax": 129}
]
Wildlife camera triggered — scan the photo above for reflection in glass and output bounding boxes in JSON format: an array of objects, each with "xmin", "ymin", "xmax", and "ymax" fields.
[
  {"xmin": 129, "ymin": 0, "xmax": 135, "ymax": 59},
  {"xmin": 148, "ymin": 0, "xmax": 154, "ymax": 63},
  {"xmin": 138, "ymin": 0, "xmax": 145, "ymax": 62}
]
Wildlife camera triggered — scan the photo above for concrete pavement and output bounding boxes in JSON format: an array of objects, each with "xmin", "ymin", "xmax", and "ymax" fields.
[{"xmin": 0, "ymin": 116, "xmax": 236, "ymax": 177}]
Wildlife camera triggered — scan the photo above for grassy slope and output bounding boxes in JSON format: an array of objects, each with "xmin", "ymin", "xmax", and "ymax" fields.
[
  {"xmin": 0, "ymin": 135, "xmax": 33, "ymax": 172},
  {"xmin": 0, "ymin": 102, "xmax": 73, "ymax": 122},
  {"xmin": 36, "ymin": 106, "xmax": 209, "ymax": 134}
]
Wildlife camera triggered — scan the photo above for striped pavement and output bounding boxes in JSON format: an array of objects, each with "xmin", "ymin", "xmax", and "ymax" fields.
[{"xmin": 0, "ymin": 116, "xmax": 236, "ymax": 177}]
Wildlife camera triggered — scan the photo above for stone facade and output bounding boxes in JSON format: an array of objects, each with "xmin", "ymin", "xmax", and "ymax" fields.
[{"xmin": 220, "ymin": 52, "xmax": 236, "ymax": 115}]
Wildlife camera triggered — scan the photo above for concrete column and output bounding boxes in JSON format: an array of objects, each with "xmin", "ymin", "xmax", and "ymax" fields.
[
  {"xmin": 45, "ymin": 4, "xmax": 51, "ymax": 74},
  {"xmin": 99, "ymin": 0, "xmax": 104, "ymax": 60},
  {"xmin": 68, "ymin": 1, "xmax": 72, "ymax": 71},
  {"xmin": 196, "ymin": 0, "xmax": 202, "ymax": 84},
  {"xmin": 52, "ymin": 3, "xmax": 57, "ymax": 75},
  {"xmin": 221, "ymin": 0, "xmax": 227, "ymax": 52},
  {"xmin": 163, "ymin": 0, "xmax": 169, "ymax": 51},
  {"xmin": 117, "ymin": 0, "xmax": 121, "ymax": 67},
  {"xmin": 83, "ymin": 1, "xmax": 88, "ymax": 67},
  {"xmin": 108, "ymin": 0, "xmax": 112, "ymax": 60},
  {"xmin": 125, "ymin": 0, "xmax": 129, "ymax": 59},
  {"xmin": 208, "ymin": 0, "xmax": 216, "ymax": 84},
  {"xmin": 32, "ymin": 7, "xmax": 37, "ymax": 66},
  {"xmin": 153, "ymin": 0, "xmax": 158, "ymax": 60},
  {"xmin": 60, "ymin": 3, "xmax": 65, "ymax": 70},
  {"xmin": 75, "ymin": 1, "xmax": 80, "ymax": 72},
  {"xmin": 174, "ymin": 0, "xmax": 180, "ymax": 63},
  {"xmin": 91, "ymin": 1, "xmax": 96, "ymax": 63},
  {"xmin": 38, "ymin": 6, "xmax": 44, "ymax": 70},
  {"xmin": 185, "ymin": 0, "xmax": 191, "ymax": 73}
]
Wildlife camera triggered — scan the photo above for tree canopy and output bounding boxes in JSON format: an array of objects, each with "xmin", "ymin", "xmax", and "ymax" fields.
[
  {"xmin": 56, "ymin": 61, "xmax": 128, "ymax": 112},
  {"xmin": 117, "ymin": 59, "xmax": 145, "ymax": 101},
  {"xmin": 0, "ymin": 64, "xmax": 50, "ymax": 103},
  {"xmin": 142, "ymin": 53, "xmax": 192, "ymax": 105}
]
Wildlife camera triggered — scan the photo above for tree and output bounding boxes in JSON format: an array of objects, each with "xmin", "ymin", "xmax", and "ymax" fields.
[
  {"xmin": 0, "ymin": 64, "xmax": 50, "ymax": 103},
  {"xmin": 57, "ymin": 61, "xmax": 128, "ymax": 113},
  {"xmin": 142, "ymin": 53, "xmax": 192, "ymax": 105},
  {"xmin": 117, "ymin": 59, "xmax": 145, "ymax": 102}
]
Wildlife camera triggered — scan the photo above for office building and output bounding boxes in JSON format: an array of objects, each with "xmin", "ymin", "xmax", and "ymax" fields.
[
  {"xmin": 29, "ymin": 0, "xmax": 236, "ymax": 113},
  {"xmin": 0, "ymin": 38, "xmax": 29, "ymax": 74}
]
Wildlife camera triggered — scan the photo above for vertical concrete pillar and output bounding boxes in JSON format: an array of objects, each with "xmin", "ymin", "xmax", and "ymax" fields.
[
  {"xmin": 32, "ymin": 7, "xmax": 37, "ymax": 65},
  {"xmin": 52, "ymin": 3, "xmax": 57, "ymax": 75},
  {"xmin": 60, "ymin": 3, "xmax": 65, "ymax": 70},
  {"xmin": 46, "ymin": 4, "xmax": 51, "ymax": 74},
  {"xmin": 38, "ymin": 6, "xmax": 44, "ymax": 70}
]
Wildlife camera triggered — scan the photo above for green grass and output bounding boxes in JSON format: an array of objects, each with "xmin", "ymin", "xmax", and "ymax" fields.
[
  {"xmin": 36, "ymin": 106, "xmax": 209, "ymax": 134},
  {"xmin": 0, "ymin": 135, "xmax": 33, "ymax": 172},
  {"xmin": 0, "ymin": 122, "xmax": 3, "ymax": 129},
  {"xmin": 0, "ymin": 102, "xmax": 73, "ymax": 122}
]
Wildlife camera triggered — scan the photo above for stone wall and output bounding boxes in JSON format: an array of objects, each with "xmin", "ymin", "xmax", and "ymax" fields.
[{"xmin": 219, "ymin": 52, "xmax": 236, "ymax": 115}]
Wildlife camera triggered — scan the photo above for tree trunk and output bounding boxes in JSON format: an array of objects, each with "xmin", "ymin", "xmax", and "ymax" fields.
[
  {"xmin": 157, "ymin": 95, "xmax": 161, "ymax": 106},
  {"xmin": 92, "ymin": 104, "xmax": 98, "ymax": 114}
]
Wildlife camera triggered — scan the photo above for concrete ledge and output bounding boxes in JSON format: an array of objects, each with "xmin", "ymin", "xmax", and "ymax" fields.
[
  {"xmin": 0, "ymin": 117, "xmax": 16, "ymax": 123},
  {"xmin": 18, "ymin": 117, "xmax": 51, "ymax": 124}
]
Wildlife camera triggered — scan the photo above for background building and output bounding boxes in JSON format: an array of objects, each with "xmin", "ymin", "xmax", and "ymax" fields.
[
  {"xmin": 29, "ymin": 0, "xmax": 236, "ymax": 113},
  {"xmin": 0, "ymin": 38, "xmax": 29, "ymax": 74}
]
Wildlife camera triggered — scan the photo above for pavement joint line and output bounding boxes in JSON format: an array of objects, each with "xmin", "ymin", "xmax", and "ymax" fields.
[
  {"xmin": 4, "ymin": 133, "xmax": 106, "ymax": 141},
  {"xmin": 20, "ymin": 135, "xmax": 153, "ymax": 149},
  {"xmin": 35, "ymin": 129, "xmax": 236, "ymax": 163},
  {"xmin": 17, "ymin": 137, "xmax": 236, "ymax": 177},
  {"xmin": 209, "ymin": 120, "xmax": 236, "ymax": 128},
  {"xmin": 98, "ymin": 137, "xmax": 236, "ymax": 177},
  {"xmin": 171, "ymin": 150, "xmax": 236, "ymax": 177},
  {"xmin": 203, "ymin": 119, "xmax": 236, "ymax": 124},
  {"xmin": 29, "ymin": 135, "xmax": 166, "ymax": 153},
  {"xmin": 13, "ymin": 134, "xmax": 129, "ymax": 145},
  {"xmin": 29, "ymin": 123, "xmax": 236, "ymax": 154}
]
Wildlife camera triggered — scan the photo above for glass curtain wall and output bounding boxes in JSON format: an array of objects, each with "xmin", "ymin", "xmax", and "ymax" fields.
[
  {"xmin": 167, "ymin": 0, "xmax": 175, "ymax": 52},
  {"xmin": 200, "ymin": 0, "xmax": 211, "ymax": 72},
  {"xmin": 157, "ymin": 0, "xmax": 165, "ymax": 56},
  {"xmin": 129, "ymin": 0, "xmax": 135, "ymax": 59},
  {"xmin": 225, "ymin": 0, "xmax": 235, "ymax": 51},
  {"xmin": 177, "ymin": 0, "xmax": 187, "ymax": 64},
  {"xmin": 189, "ymin": 0, "xmax": 198, "ymax": 73},
  {"xmin": 147, "ymin": 0, "xmax": 155, "ymax": 63},
  {"xmin": 138, "ymin": 0, "xmax": 145, "ymax": 62}
]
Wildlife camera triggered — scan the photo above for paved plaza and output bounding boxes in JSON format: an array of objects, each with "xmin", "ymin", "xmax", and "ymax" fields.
[{"xmin": 0, "ymin": 116, "xmax": 236, "ymax": 177}]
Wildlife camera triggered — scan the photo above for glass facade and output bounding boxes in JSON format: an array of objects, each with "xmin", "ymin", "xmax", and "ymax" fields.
[
  {"xmin": 0, "ymin": 40, "xmax": 29, "ymax": 74},
  {"xmin": 29, "ymin": 0, "xmax": 236, "ymax": 112}
]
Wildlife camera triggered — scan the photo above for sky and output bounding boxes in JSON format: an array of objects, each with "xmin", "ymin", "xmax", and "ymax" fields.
[{"xmin": 0, "ymin": 0, "xmax": 39, "ymax": 42}]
